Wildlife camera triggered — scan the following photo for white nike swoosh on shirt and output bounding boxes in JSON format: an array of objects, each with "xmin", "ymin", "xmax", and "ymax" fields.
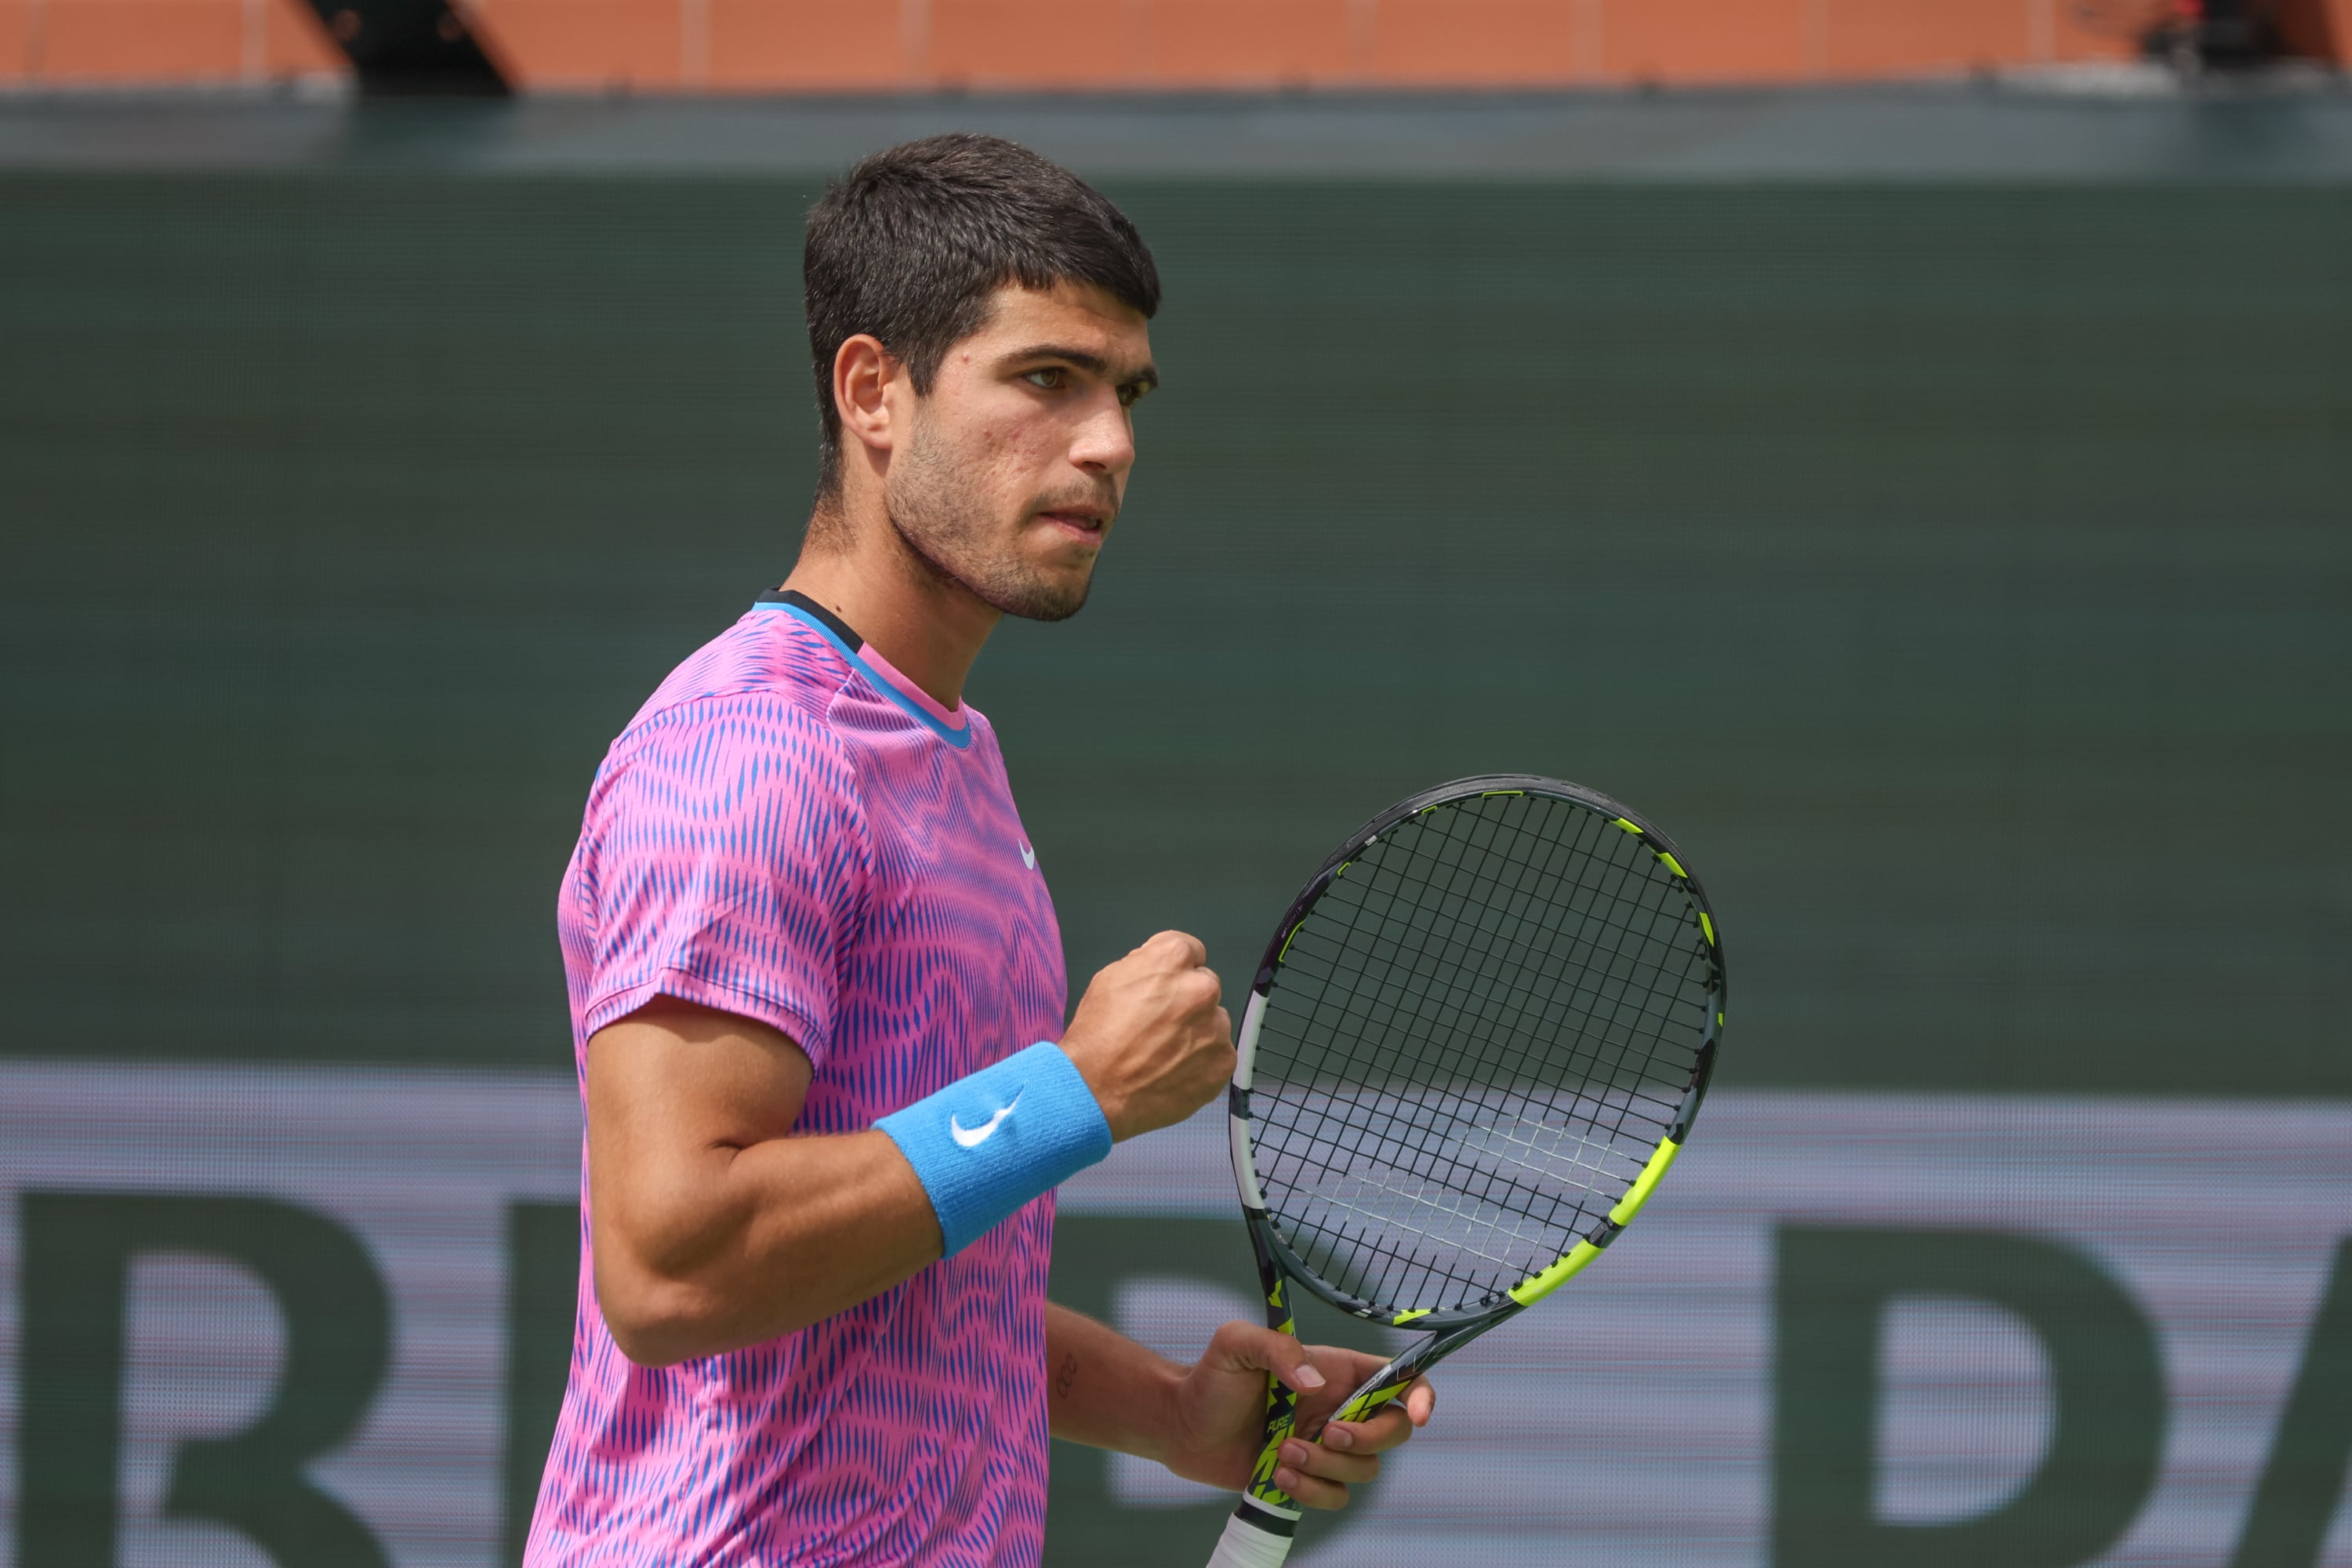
[
  {"xmin": 950, "ymin": 1091, "xmax": 1022, "ymax": 1149},
  {"xmin": 1020, "ymin": 843, "xmax": 1037, "ymax": 870}
]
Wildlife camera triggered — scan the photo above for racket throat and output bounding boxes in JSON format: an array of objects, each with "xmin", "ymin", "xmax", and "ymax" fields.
[{"xmin": 1322, "ymin": 1313, "xmax": 1504, "ymax": 1428}]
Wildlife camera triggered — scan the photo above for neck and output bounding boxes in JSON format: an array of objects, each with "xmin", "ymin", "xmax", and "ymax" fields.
[{"xmin": 781, "ymin": 497, "xmax": 999, "ymax": 711}]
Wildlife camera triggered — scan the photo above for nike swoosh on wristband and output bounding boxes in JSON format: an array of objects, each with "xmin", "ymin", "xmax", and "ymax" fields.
[{"xmin": 949, "ymin": 1091, "xmax": 1022, "ymax": 1149}]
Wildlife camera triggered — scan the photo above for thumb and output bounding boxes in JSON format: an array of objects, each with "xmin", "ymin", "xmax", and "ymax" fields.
[{"xmin": 1214, "ymin": 1321, "xmax": 1327, "ymax": 1394}]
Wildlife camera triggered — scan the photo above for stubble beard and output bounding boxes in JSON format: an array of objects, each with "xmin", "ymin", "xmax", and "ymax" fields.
[{"xmin": 884, "ymin": 418, "xmax": 1105, "ymax": 624}]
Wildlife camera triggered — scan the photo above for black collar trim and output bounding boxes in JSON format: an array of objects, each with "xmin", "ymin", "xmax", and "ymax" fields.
[{"xmin": 754, "ymin": 587, "xmax": 862, "ymax": 652}]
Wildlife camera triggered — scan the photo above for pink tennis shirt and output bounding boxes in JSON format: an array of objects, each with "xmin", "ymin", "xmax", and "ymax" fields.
[{"xmin": 527, "ymin": 591, "xmax": 1069, "ymax": 1567}]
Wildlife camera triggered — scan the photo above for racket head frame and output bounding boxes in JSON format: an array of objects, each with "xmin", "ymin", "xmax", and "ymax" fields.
[{"xmin": 1228, "ymin": 773, "xmax": 1726, "ymax": 1331}]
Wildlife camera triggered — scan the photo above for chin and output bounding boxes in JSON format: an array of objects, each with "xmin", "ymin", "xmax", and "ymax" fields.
[
  {"xmin": 988, "ymin": 568, "xmax": 1094, "ymax": 623},
  {"xmin": 1011, "ymin": 585, "xmax": 1092, "ymax": 623}
]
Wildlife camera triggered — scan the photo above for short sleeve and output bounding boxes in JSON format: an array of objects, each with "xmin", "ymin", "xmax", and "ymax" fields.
[{"xmin": 572, "ymin": 695, "xmax": 870, "ymax": 1066}]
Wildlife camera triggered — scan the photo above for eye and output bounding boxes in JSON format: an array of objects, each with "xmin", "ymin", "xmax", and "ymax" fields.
[
  {"xmin": 1023, "ymin": 367, "xmax": 1068, "ymax": 391},
  {"xmin": 1116, "ymin": 382, "xmax": 1146, "ymax": 408}
]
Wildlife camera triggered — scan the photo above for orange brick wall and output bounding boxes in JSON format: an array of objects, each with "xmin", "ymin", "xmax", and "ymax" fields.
[
  {"xmin": 5, "ymin": 0, "xmax": 2297, "ymax": 92},
  {"xmin": 5, "ymin": 0, "xmax": 341, "ymax": 83}
]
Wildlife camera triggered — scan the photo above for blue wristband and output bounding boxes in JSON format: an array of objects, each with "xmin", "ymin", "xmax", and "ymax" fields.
[{"xmin": 877, "ymin": 1040, "xmax": 1113, "ymax": 1258}]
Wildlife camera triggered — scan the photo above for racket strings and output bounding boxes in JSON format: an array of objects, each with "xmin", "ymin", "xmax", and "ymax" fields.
[
  {"xmin": 1262, "ymin": 908, "xmax": 1694, "ymax": 1299},
  {"xmin": 1260, "ymin": 1089, "xmax": 1634, "ymax": 1285},
  {"xmin": 1287, "ymin": 808, "xmax": 1695, "ymax": 1146},
  {"xmin": 1250, "ymin": 793, "xmax": 1712, "ymax": 1313},
  {"xmin": 1289, "ymin": 808, "xmax": 1694, "ymax": 1116}
]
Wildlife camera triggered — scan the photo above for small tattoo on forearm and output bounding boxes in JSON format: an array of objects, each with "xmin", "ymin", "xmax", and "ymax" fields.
[{"xmin": 1054, "ymin": 1352, "xmax": 1079, "ymax": 1399}]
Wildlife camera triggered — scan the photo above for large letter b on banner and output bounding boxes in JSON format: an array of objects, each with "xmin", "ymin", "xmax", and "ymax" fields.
[{"xmin": 16, "ymin": 1191, "xmax": 392, "ymax": 1568}]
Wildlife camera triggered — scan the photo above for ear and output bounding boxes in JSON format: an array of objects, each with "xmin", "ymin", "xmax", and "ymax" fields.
[{"xmin": 833, "ymin": 334, "xmax": 905, "ymax": 461}]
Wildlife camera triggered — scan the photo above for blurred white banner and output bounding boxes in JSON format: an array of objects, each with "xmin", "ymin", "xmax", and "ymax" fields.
[{"xmin": 0, "ymin": 1066, "xmax": 2345, "ymax": 1567}]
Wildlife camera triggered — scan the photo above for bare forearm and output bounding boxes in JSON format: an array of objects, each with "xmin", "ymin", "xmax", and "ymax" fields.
[
  {"xmin": 1044, "ymin": 1301, "xmax": 1184, "ymax": 1457},
  {"xmin": 595, "ymin": 1128, "xmax": 941, "ymax": 1364}
]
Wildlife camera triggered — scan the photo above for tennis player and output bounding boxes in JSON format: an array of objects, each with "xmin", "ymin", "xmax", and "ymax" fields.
[{"xmin": 524, "ymin": 135, "xmax": 1436, "ymax": 1566}]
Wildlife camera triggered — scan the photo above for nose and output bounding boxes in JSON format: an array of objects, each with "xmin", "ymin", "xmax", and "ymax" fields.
[{"xmin": 1070, "ymin": 388, "xmax": 1137, "ymax": 477}]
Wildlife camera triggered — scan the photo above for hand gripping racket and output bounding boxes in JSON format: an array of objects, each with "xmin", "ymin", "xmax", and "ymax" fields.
[{"xmin": 1203, "ymin": 775, "xmax": 1726, "ymax": 1568}]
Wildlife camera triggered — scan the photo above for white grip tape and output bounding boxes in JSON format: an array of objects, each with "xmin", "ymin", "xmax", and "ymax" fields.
[{"xmin": 1204, "ymin": 1513, "xmax": 1296, "ymax": 1568}]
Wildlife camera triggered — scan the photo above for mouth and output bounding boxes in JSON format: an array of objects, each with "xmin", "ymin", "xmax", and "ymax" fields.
[{"xmin": 1033, "ymin": 505, "xmax": 1111, "ymax": 544}]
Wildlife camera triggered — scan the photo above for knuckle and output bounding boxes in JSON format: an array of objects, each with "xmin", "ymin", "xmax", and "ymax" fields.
[{"xmin": 1164, "ymin": 931, "xmax": 1207, "ymax": 964}]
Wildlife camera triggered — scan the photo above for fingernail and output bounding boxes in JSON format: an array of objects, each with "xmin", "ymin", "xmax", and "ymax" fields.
[
  {"xmin": 1274, "ymin": 1468, "xmax": 1298, "ymax": 1491},
  {"xmin": 1323, "ymin": 1425, "xmax": 1353, "ymax": 1450},
  {"xmin": 1281, "ymin": 1441, "xmax": 1306, "ymax": 1465},
  {"xmin": 1294, "ymin": 1365, "xmax": 1326, "ymax": 1389}
]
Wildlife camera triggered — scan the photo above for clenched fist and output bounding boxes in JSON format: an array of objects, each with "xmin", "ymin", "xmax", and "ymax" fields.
[{"xmin": 1059, "ymin": 931, "xmax": 1235, "ymax": 1142}]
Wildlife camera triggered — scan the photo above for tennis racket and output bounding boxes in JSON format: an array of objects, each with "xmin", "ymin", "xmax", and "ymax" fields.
[{"xmin": 1203, "ymin": 775, "xmax": 1726, "ymax": 1568}]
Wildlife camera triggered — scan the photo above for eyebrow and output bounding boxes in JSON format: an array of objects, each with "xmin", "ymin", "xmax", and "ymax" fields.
[{"xmin": 1006, "ymin": 342, "xmax": 1160, "ymax": 394}]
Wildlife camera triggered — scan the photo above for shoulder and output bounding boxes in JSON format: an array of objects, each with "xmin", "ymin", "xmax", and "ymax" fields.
[
  {"xmin": 624, "ymin": 611, "xmax": 854, "ymax": 742},
  {"xmin": 590, "ymin": 614, "xmax": 873, "ymax": 837}
]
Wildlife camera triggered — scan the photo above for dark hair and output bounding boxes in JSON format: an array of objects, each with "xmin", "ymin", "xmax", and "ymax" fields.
[{"xmin": 803, "ymin": 133, "xmax": 1161, "ymax": 500}]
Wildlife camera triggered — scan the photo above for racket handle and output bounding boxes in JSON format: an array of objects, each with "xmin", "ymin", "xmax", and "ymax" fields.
[{"xmin": 1205, "ymin": 1512, "xmax": 1297, "ymax": 1568}]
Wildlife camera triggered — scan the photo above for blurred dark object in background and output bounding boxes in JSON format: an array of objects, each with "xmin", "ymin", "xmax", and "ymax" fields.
[
  {"xmin": 2074, "ymin": 0, "xmax": 2349, "ymax": 73},
  {"xmin": 299, "ymin": 0, "xmax": 510, "ymax": 95},
  {"xmin": 2143, "ymin": 0, "xmax": 2287, "ymax": 71}
]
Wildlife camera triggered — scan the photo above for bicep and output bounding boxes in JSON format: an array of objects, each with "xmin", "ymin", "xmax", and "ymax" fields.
[{"xmin": 586, "ymin": 997, "xmax": 815, "ymax": 1272}]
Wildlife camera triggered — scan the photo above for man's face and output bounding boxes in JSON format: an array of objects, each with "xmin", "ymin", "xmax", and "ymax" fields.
[{"xmin": 884, "ymin": 280, "xmax": 1156, "ymax": 622}]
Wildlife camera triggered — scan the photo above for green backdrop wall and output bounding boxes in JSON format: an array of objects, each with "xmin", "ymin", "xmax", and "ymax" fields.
[{"xmin": 2, "ymin": 107, "xmax": 2348, "ymax": 1567}]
